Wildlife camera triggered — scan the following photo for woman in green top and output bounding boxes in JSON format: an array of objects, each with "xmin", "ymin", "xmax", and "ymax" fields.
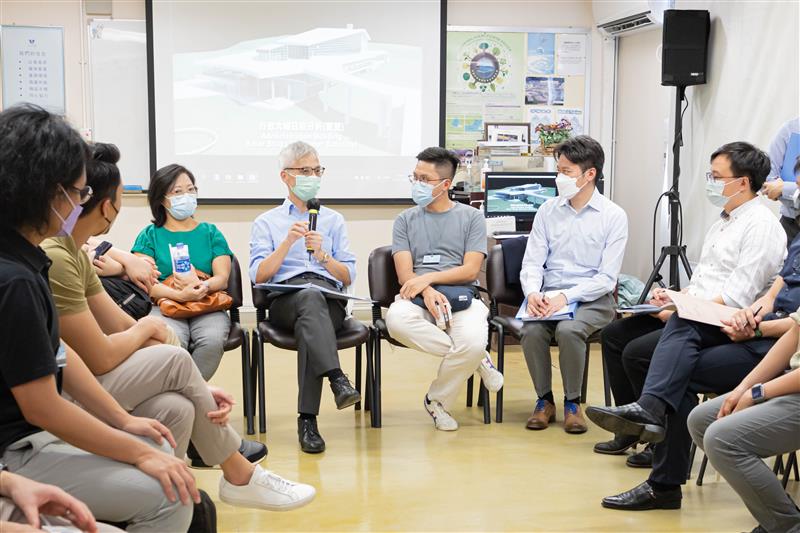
[{"xmin": 133, "ymin": 164, "xmax": 233, "ymax": 380}]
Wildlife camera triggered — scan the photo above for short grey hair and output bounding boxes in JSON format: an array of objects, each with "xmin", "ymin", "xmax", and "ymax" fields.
[{"xmin": 278, "ymin": 141, "xmax": 319, "ymax": 171}]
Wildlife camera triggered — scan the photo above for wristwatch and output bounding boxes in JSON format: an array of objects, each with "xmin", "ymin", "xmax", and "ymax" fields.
[
  {"xmin": 318, "ymin": 252, "xmax": 331, "ymax": 264},
  {"xmin": 751, "ymin": 383, "xmax": 767, "ymax": 404}
]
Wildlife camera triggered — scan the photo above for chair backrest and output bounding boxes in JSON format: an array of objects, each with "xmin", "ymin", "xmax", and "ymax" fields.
[
  {"xmin": 486, "ymin": 244, "xmax": 525, "ymax": 307},
  {"xmin": 368, "ymin": 245, "xmax": 401, "ymax": 309},
  {"xmin": 226, "ymin": 255, "xmax": 244, "ymax": 309}
]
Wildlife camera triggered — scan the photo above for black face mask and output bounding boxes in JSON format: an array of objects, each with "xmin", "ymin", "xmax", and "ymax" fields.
[{"xmin": 100, "ymin": 201, "xmax": 120, "ymax": 235}]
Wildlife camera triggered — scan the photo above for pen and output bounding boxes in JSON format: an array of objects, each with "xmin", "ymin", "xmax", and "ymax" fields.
[{"xmin": 752, "ymin": 305, "xmax": 763, "ymax": 316}]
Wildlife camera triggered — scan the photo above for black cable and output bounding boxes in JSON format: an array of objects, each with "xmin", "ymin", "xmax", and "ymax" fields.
[{"xmin": 652, "ymin": 191, "xmax": 671, "ymax": 269}]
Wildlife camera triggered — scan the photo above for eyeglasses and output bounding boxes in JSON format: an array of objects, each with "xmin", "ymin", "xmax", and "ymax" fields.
[
  {"xmin": 285, "ymin": 167, "xmax": 325, "ymax": 177},
  {"xmin": 408, "ymin": 174, "xmax": 447, "ymax": 185},
  {"xmin": 168, "ymin": 186, "xmax": 198, "ymax": 196},
  {"xmin": 705, "ymin": 172, "xmax": 742, "ymax": 183},
  {"xmin": 69, "ymin": 185, "xmax": 93, "ymax": 205}
]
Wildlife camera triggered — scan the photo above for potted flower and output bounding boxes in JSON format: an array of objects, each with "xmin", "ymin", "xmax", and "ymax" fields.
[{"xmin": 535, "ymin": 119, "xmax": 573, "ymax": 155}]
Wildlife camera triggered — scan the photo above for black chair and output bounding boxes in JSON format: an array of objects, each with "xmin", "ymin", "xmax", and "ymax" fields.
[
  {"xmin": 222, "ymin": 256, "xmax": 255, "ymax": 435},
  {"xmin": 367, "ymin": 245, "xmax": 491, "ymax": 429},
  {"xmin": 484, "ymin": 243, "xmax": 612, "ymax": 423},
  {"xmin": 250, "ymin": 282, "xmax": 372, "ymax": 434}
]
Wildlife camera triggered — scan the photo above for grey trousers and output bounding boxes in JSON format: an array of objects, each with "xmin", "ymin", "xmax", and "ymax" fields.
[
  {"xmin": 95, "ymin": 344, "xmax": 240, "ymax": 465},
  {"xmin": 688, "ymin": 393, "xmax": 800, "ymax": 533},
  {"xmin": 268, "ymin": 280, "xmax": 346, "ymax": 416},
  {"xmin": 1, "ymin": 432, "xmax": 193, "ymax": 532},
  {"xmin": 0, "ymin": 497, "xmax": 123, "ymax": 532},
  {"xmin": 520, "ymin": 293, "xmax": 615, "ymax": 400},
  {"xmin": 150, "ymin": 308, "xmax": 230, "ymax": 381}
]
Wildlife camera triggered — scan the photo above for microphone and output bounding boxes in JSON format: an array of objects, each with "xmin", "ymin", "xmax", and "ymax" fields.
[{"xmin": 306, "ymin": 198, "xmax": 320, "ymax": 261}]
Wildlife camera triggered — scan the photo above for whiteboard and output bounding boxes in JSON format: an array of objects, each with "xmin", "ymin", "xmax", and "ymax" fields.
[
  {"xmin": 1, "ymin": 25, "xmax": 66, "ymax": 115},
  {"xmin": 88, "ymin": 19, "xmax": 150, "ymax": 189}
]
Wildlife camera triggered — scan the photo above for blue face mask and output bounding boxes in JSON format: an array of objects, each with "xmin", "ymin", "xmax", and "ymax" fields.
[
  {"xmin": 167, "ymin": 193, "xmax": 197, "ymax": 220},
  {"xmin": 705, "ymin": 178, "xmax": 743, "ymax": 208},
  {"xmin": 412, "ymin": 180, "xmax": 445, "ymax": 207}
]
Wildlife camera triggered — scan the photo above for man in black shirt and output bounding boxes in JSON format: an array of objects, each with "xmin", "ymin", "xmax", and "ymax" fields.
[{"xmin": 0, "ymin": 104, "xmax": 196, "ymax": 531}]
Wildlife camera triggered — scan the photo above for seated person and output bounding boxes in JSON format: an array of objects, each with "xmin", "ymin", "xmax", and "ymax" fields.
[
  {"xmin": 42, "ymin": 142, "xmax": 313, "ymax": 511},
  {"xmin": 688, "ymin": 323, "xmax": 800, "ymax": 533},
  {"xmin": 519, "ymin": 135, "xmax": 627, "ymax": 433},
  {"xmin": 586, "ymin": 142, "xmax": 787, "ymax": 510},
  {"xmin": 385, "ymin": 147, "xmax": 503, "ymax": 432},
  {"xmin": 84, "ymin": 235, "xmax": 160, "ymax": 294},
  {"xmin": 760, "ymin": 117, "xmax": 800, "ymax": 244},
  {"xmin": 0, "ymin": 104, "xmax": 196, "ymax": 531},
  {"xmin": 132, "ymin": 164, "xmax": 232, "ymax": 381},
  {"xmin": 0, "ymin": 469, "xmax": 121, "ymax": 533},
  {"xmin": 249, "ymin": 141, "xmax": 360, "ymax": 454}
]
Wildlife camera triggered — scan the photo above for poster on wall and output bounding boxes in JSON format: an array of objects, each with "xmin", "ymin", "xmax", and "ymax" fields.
[
  {"xmin": 1, "ymin": 25, "xmax": 66, "ymax": 115},
  {"xmin": 556, "ymin": 108, "xmax": 584, "ymax": 136},
  {"xmin": 556, "ymin": 34, "xmax": 586, "ymax": 77},
  {"xmin": 527, "ymin": 33, "xmax": 555, "ymax": 75}
]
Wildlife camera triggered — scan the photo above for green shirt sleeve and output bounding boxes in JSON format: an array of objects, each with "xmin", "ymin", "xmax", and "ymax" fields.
[
  {"xmin": 131, "ymin": 225, "xmax": 157, "ymax": 258},
  {"xmin": 209, "ymin": 223, "xmax": 233, "ymax": 259}
]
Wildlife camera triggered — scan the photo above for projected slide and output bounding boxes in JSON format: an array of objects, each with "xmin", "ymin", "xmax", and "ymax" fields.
[{"xmin": 152, "ymin": 2, "xmax": 441, "ymax": 200}]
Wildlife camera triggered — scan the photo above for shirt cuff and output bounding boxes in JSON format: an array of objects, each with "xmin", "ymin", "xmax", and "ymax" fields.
[
  {"xmin": 782, "ymin": 181, "xmax": 798, "ymax": 200},
  {"xmin": 561, "ymin": 287, "xmax": 578, "ymax": 304}
]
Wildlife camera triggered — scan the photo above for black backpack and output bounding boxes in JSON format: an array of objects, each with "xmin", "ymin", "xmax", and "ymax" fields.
[{"xmin": 100, "ymin": 276, "xmax": 152, "ymax": 320}]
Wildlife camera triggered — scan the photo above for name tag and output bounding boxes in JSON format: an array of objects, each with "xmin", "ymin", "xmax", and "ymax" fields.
[
  {"xmin": 55, "ymin": 342, "xmax": 67, "ymax": 369},
  {"xmin": 422, "ymin": 254, "xmax": 441, "ymax": 265}
]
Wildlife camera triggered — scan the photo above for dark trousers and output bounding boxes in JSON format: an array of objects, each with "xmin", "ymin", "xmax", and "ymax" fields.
[
  {"xmin": 268, "ymin": 275, "xmax": 346, "ymax": 415},
  {"xmin": 643, "ymin": 315, "xmax": 775, "ymax": 486},
  {"xmin": 601, "ymin": 315, "xmax": 664, "ymax": 406},
  {"xmin": 780, "ymin": 215, "xmax": 800, "ymax": 247}
]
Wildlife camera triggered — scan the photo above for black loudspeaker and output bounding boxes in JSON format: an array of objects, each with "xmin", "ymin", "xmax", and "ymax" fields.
[{"xmin": 661, "ymin": 9, "xmax": 710, "ymax": 86}]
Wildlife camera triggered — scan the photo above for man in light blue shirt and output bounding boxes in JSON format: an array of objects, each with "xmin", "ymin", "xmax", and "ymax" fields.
[
  {"xmin": 518, "ymin": 135, "xmax": 628, "ymax": 434},
  {"xmin": 249, "ymin": 141, "xmax": 359, "ymax": 454},
  {"xmin": 761, "ymin": 117, "xmax": 800, "ymax": 244}
]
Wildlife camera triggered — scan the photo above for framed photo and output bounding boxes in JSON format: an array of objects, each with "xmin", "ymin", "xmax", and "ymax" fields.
[{"xmin": 484, "ymin": 122, "xmax": 530, "ymax": 145}]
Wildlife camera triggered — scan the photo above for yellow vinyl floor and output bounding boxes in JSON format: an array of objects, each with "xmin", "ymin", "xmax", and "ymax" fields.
[{"xmin": 199, "ymin": 334, "xmax": 798, "ymax": 532}]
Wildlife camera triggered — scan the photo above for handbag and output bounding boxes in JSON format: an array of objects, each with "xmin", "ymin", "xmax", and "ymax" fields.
[
  {"xmin": 411, "ymin": 284, "xmax": 478, "ymax": 313},
  {"xmin": 100, "ymin": 276, "xmax": 153, "ymax": 319},
  {"xmin": 157, "ymin": 270, "xmax": 232, "ymax": 319}
]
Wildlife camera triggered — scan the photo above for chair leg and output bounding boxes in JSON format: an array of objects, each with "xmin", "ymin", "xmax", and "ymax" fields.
[
  {"xmin": 476, "ymin": 379, "xmax": 484, "ymax": 408},
  {"xmin": 602, "ymin": 351, "xmax": 612, "ymax": 407},
  {"xmin": 466, "ymin": 376, "xmax": 474, "ymax": 407},
  {"xmin": 783, "ymin": 451, "xmax": 798, "ymax": 489},
  {"xmin": 580, "ymin": 344, "xmax": 590, "ymax": 404},
  {"xmin": 355, "ymin": 343, "xmax": 362, "ymax": 411},
  {"xmin": 374, "ymin": 329, "xmax": 382, "ymax": 428},
  {"xmin": 496, "ymin": 325, "xmax": 505, "ymax": 423},
  {"xmin": 793, "ymin": 451, "xmax": 800, "ymax": 481},
  {"xmin": 481, "ymin": 380, "xmax": 491, "ymax": 424},
  {"xmin": 241, "ymin": 330, "xmax": 255, "ymax": 436},
  {"xmin": 774, "ymin": 455, "xmax": 785, "ymax": 475},
  {"xmin": 687, "ymin": 442, "xmax": 697, "ymax": 480},
  {"xmin": 252, "ymin": 330, "xmax": 267, "ymax": 434},
  {"xmin": 697, "ymin": 455, "xmax": 709, "ymax": 486}
]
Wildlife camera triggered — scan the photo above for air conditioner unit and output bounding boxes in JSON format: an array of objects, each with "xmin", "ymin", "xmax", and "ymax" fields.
[{"xmin": 593, "ymin": 0, "xmax": 674, "ymax": 36}]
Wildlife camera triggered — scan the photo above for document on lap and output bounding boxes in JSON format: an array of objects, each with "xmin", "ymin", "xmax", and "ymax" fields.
[
  {"xmin": 664, "ymin": 289, "xmax": 738, "ymax": 327},
  {"xmin": 255, "ymin": 282, "xmax": 374, "ymax": 302},
  {"xmin": 515, "ymin": 292, "xmax": 578, "ymax": 322},
  {"xmin": 617, "ymin": 303, "xmax": 676, "ymax": 316}
]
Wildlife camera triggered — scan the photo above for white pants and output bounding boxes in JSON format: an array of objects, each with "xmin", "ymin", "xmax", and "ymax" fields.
[{"xmin": 386, "ymin": 298, "xmax": 489, "ymax": 410}]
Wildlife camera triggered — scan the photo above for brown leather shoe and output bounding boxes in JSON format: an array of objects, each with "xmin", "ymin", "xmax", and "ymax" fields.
[
  {"xmin": 564, "ymin": 401, "xmax": 588, "ymax": 434},
  {"xmin": 526, "ymin": 399, "xmax": 556, "ymax": 430}
]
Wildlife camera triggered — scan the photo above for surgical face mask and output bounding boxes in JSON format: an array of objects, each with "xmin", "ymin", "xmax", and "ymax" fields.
[
  {"xmin": 412, "ymin": 180, "xmax": 444, "ymax": 207},
  {"xmin": 705, "ymin": 178, "xmax": 742, "ymax": 208},
  {"xmin": 291, "ymin": 175, "xmax": 321, "ymax": 202},
  {"xmin": 555, "ymin": 172, "xmax": 587, "ymax": 200},
  {"xmin": 166, "ymin": 193, "xmax": 197, "ymax": 220},
  {"xmin": 51, "ymin": 185, "xmax": 83, "ymax": 237}
]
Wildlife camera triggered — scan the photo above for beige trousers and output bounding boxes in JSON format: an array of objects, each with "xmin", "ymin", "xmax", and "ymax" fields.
[
  {"xmin": 385, "ymin": 298, "xmax": 489, "ymax": 410},
  {"xmin": 95, "ymin": 344, "xmax": 239, "ymax": 466}
]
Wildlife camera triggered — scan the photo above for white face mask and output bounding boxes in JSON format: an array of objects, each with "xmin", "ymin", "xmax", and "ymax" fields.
[{"xmin": 555, "ymin": 171, "xmax": 588, "ymax": 200}]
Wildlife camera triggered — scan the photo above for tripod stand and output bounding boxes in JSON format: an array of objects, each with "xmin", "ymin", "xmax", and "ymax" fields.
[{"xmin": 637, "ymin": 85, "xmax": 694, "ymax": 304}]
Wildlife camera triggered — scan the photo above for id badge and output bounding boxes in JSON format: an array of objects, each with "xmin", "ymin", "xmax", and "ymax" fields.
[
  {"xmin": 422, "ymin": 254, "xmax": 441, "ymax": 265},
  {"xmin": 55, "ymin": 342, "xmax": 67, "ymax": 369}
]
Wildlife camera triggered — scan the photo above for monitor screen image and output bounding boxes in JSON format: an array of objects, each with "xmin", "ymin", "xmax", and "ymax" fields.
[{"xmin": 485, "ymin": 173, "xmax": 557, "ymax": 216}]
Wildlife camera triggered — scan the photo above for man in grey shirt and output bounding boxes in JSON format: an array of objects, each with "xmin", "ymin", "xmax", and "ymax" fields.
[{"xmin": 385, "ymin": 147, "xmax": 503, "ymax": 431}]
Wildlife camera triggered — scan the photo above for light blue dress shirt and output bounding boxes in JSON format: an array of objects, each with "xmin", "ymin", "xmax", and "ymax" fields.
[
  {"xmin": 249, "ymin": 199, "xmax": 357, "ymax": 288},
  {"xmin": 519, "ymin": 188, "xmax": 628, "ymax": 304},
  {"xmin": 765, "ymin": 117, "xmax": 800, "ymax": 219}
]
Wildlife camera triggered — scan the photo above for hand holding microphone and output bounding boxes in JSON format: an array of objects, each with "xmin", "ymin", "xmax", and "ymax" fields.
[{"xmin": 305, "ymin": 198, "xmax": 321, "ymax": 261}]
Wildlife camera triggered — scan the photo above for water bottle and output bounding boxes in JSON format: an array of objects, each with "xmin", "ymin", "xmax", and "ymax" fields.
[{"xmin": 171, "ymin": 243, "xmax": 192, "ymax": 276}]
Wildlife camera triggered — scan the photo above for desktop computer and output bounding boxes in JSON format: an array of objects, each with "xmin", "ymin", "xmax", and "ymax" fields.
[{"xmin": 484, "ymin": 172, "xmax": 558, "ymax": 232}]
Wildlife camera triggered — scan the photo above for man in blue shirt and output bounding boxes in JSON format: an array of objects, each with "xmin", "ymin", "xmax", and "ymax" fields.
[
  {"xmin": 249, "ymin": 141, "xmax": 359, "ymax": 454},
  {"xmin": 761, "ymin": 117, "xmax": 800, "ymax": 244}
]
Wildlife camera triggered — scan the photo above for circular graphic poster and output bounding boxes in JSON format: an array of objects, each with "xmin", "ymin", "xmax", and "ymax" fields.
[{"xmin": 458, "ymin": 35, "xmax": 514, "ymax": 93}]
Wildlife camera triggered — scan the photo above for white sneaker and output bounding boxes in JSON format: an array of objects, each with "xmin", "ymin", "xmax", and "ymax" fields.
[
  {"xmin": 477, "ymin": 354, "xmax": 504, "ymax": 393},
  {"xmin": 219, "ymin": 465, "xmax": 315, "ymax": 512},
  {"xmin": 424, "ymin": 395, "xmax": 459, "ymax": 431}
]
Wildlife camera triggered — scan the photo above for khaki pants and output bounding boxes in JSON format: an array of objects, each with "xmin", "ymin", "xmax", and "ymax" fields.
[
  {"xmin": 0, "ymin": 497, "xmax": 123, "ymax": 532},
  {"xmin": 386, "ymin": 299, "xmax": 489, "ymax": 410},
  {"xmin": 95, "ymin": 344, "xmax": 239, "ymax": 466}
]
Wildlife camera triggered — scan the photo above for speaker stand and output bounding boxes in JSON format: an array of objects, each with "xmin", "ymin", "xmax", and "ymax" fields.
[{"xmin": 637, "ymin": 85, "xmax": 693, "ymax": 304}]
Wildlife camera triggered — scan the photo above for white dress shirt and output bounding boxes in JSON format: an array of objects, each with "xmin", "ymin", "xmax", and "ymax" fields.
[
  {"xmin": 687, "ymin": 198, "xmax": 786, "ymax": 307},
  {"xmin": 520, "ymin": 188, "xmax": 629, "ymax": 304}
]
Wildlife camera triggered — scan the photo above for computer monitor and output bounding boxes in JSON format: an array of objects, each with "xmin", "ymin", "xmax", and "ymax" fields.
[{"xmin": 484, "ymin": 172, "xmax": 557, "ymax": 230}]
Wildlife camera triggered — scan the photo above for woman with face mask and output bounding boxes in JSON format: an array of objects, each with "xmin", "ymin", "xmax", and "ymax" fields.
[{"xmin": 132, "ymin": 164, "xmax": 234, "ymax": 383}]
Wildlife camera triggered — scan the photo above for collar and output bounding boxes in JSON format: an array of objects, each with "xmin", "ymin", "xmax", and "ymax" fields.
[
  {"xmin": 283, "ymin": 198, "xmax": 314, "ymax": 216},
  {"xmin": 558, "ymin": 187, "xmax": 603, "ymax": 212},
  {"xmin": 0, "ymin": 226, "xmax": 52, "ymax": 273},
  {"xmin": 722, "ymin": 196, "xmax": 759, "ymax": 221}
]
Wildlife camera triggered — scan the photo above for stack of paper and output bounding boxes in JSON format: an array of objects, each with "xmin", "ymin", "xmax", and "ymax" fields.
[{"xmin": 515, "ymin": 296, "xmax": 578, "ymax": 322}]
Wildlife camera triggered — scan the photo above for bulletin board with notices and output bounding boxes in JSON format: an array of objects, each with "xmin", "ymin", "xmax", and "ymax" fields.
[
  {"xmin": 1, "ymin": 25, "xmax": 66, "ymax": 115},
  {"xmin": 445, "ymin": 26, "xmax": 590, "ymax": 156}
]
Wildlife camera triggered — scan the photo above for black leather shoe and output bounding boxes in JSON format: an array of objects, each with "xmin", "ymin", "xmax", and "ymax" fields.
[
  {"xmin": 601, "ymin": 481, "xmax": 681, "ymax": 510},
  {"xmin": 298, "ymin": 417, "xmax": 326, "ymax": 454},
  {"xmin": 188, "ymin": 439, "xmax": 267, "ymax": 468},
  {"xmin": 239, "ymin": 439, "xmax": 268, "ymax": 464},
  {"xmin": 586, "ymin": 402, "xmax": 666, "ymax": 443},
  {"xmin": 330, "ymin": 374, "xmax": 361, "ymax": 410},
  {"xmin": 626, "ymin": 445, "xmax": 653, "ymax": 468},
  {"xmin": 593, "ymin": 434, "xmax": 639, "ymax": 455}
]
